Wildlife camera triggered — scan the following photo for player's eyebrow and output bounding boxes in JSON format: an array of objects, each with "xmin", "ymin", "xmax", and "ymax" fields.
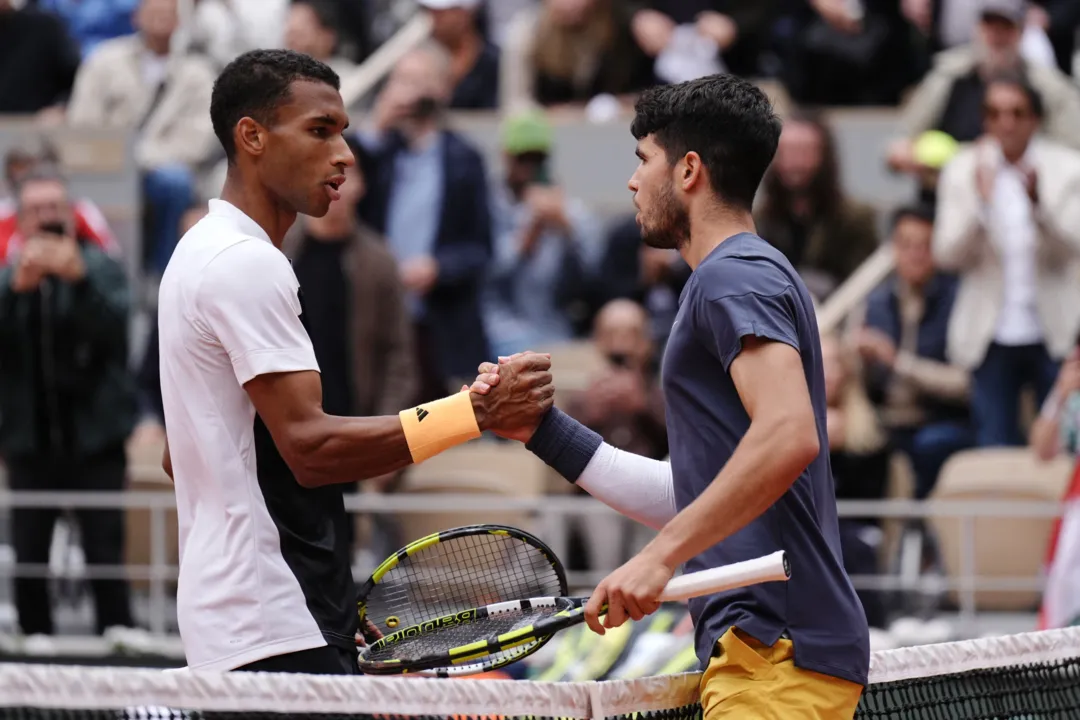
[{"xmin": 311, "ymin": 114, "xmax": 350, "ymax": 130}]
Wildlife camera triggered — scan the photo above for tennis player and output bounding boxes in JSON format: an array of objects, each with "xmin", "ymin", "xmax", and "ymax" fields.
[
  {"xmin": 157, "ymin": 50, "xmax": 554, "ymax": 675},
  {"xmin": 478, "ymin": 75, "xmax": 869, "ymax": 717}
]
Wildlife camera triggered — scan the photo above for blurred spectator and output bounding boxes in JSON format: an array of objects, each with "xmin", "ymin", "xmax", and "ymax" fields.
[
  {"xmin": 484, "ymin": 109, "xmax": 602, "ymax": 357},
  {"xmin": 67, "ymin": 0, "xmax": 217, "ymax": 277},
  {"xmin": 903, "ymin": 0, "xmax": 1076, "ymax": 75},
  {"xmin": 755, "ymin": 110, "xmax": 880, "ymax": 300},
  {"xmin": 821, "ymin": 333, "xmax": 889, "ymax": 630},
  {"xmin": 422, "ymin": 0, "xmax": 500, "ymax": 109},
  {"xmin": 1, "ymin": 145, "xmax": 120, "ymax": 264},
  {"xmin": 501, "ymin": 0, "xmax": 654, "ymax": 110},
  {"xmin": 563, "ymin": 299, "xmax": 667, "ymax": 570},
  {"xmin": 0, "ymin": 0, "xmax": 80, "ymax": 116},
  {"xmin": 283, "ymin": 0, "xmax": 356, "ymax": 77},
  {"xmin": 358, "ymin": 41, "xmax": 492, "ymax": 402},
  {"xmin": 187, "ymin": 0, "xmax": 290, "ymax": 69},
  {"xmin": 776, "ymin": 0, "xmax": 921, "ymax": 106},
  {"xmin": 564, "ymin": 299, "xmax": 667, "ymax": 460},
  {"xmin": 597, "ymin": 215, "xmax": 691, "ymax": 350},
  {"xmin": 858, "ymin": 204, "xmax": 972, "ymax": 499},
  {"xmin": 888, "ymin": 0, "xmax": 1080, "ymax": 174},
  {"xmin": 321, "ymin": 0, "xmax": 375, "ymax": 63},
  {"xmin": 934, "ymin": 74, "xmax": 1080, "ymax": 447},
  {"xmin": 630, "ymin": 0, "xmax": 777, "ymax": 81},
  {"xmin": 0, "ymin": 166, "xmax": 137, "ymax": 640},
  {"xmin": 35, "ymin": 0, "xmax": 138, "ymax": 59}
]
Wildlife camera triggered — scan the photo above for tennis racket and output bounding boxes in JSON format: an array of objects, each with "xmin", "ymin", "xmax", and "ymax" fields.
[
  {"xmin": 358, "ymin": 550, "xmax": 790, "ymax": 676},
  {"xmin": 356, "ymin": 524, "xmax": 567, "ymax": 676}
]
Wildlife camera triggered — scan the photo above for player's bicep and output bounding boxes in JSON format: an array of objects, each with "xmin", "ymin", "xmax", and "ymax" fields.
[
  {"xmin": 243, "ymin": 369, "xmax": 326, "ymax": 464},
  {"xmin": 729, "ymin": 337, "xmax": 813, "ymax": 423}
]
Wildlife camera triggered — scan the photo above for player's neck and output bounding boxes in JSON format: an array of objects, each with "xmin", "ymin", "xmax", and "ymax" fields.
[
  {"xmin": 680, "ymin": 208, "xmax": 756, "ymax": 270},
  {"xmin": 220, "ymin": 173, "xmax": 297, "ymax": 249}
]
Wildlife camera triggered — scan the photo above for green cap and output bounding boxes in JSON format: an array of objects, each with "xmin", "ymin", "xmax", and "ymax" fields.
[{"xmin": 502, "ymin": 110, "xmax": 552, "ymax": 155}]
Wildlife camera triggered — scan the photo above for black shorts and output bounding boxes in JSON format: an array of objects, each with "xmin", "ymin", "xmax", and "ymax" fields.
[{"xmin": 233, "ymin": 644, "xmax": 358, "ymax": 675}]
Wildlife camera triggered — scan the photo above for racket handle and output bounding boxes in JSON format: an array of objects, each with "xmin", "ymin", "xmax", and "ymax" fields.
[{"xmin": 658, "ymin": 551, "xmax": 790, "ymax": 602}]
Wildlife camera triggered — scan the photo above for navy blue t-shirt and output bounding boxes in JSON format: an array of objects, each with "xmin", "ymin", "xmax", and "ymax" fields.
[{"xmin": 661, "ymin": 233, "xmax": 869, "ymax": 687}]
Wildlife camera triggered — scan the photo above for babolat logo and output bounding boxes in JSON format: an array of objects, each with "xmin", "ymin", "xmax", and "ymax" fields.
[
  {"xmin": 381, "ymin": 609, "xmax": 477, "ymax": 646},
  {"xmin": 416, "ymin": 407, "xmax": 429, "ymax": 422}
]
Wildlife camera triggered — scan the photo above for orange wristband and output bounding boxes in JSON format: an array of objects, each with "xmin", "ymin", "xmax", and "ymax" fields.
[{"xmin": 399, "ymin": 391, "xmax": 482, "ymax": 463}]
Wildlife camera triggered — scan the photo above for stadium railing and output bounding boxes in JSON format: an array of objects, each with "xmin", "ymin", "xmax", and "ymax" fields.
[{"xmin": 0, "ymin": 487, "xmax": 1064, "ymax": 637}]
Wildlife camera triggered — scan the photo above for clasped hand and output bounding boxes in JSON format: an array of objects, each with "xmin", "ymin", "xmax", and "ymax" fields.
[{"xmin": 463, "ymin": 351, "xmax": 555, "ymax": 442}]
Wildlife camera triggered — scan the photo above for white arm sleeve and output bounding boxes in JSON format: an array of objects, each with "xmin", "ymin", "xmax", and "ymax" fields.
[
  {"xmin": 577, "ymin": 443, "xmax": 677, "ymax": 530},
  {"xmin": 195, "ymin": 239, "xmax": 319, "ymax": 386}
]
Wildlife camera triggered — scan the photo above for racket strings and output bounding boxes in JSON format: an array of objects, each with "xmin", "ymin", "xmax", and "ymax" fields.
[
  {"xmin": 364, "ymin": 533, "xmax": 563, "ymax": 634},
  {"xmin": 365, "ymin": 603, "xmax": 566, "ymax": 663}
]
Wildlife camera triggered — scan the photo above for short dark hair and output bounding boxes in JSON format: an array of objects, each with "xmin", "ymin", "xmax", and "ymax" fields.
[
  {"xmin": 984, "ymin": 71, "xmax": 1045, "ymax": 119},
  {"xmin": 292, "ymin": 0, "xmax": 341, "ymax": 32},
  {"xmin": 210, "ymin": 49, "xmax": 341, "ymax": 163},
  {"xmin": 890, "ymin": 203, "xmax": 935, "ymax": 232},
  {"xmin": 630, "ymin": 74, "xmax": 782, "ymax": 211}
]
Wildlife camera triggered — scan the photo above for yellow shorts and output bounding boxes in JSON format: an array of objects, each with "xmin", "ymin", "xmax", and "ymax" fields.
[{"xmin": 699, "ymin": 627, "xmax": 864, "ymax": 720}]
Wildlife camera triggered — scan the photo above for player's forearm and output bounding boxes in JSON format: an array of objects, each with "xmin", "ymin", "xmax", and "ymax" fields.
[
  {"xmin": 288, "ymin": 414, "xmax": 415, "ymax": 488},
  {"xmin": 288, "ymin": 392, "xmax": 484, "ymax": 488},
  {"xmin": 526, "ymin": 408, "xmax": 677, "ymax": 528},
  {"xmin": 643, "ymin": 415, "xmax": 819, "ymax": 570}
]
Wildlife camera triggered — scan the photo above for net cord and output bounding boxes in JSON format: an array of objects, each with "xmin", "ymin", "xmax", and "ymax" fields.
[{"xmin": 0, "ymin": 628, "xmax": 1078, "ymax": 717}]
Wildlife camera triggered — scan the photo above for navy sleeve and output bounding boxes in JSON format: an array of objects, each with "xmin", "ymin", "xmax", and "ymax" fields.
[{"xmin": 692, "ymin": 260, "xmax": 801, "ymax": 371}]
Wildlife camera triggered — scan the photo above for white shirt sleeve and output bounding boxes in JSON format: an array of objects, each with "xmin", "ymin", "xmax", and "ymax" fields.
[
  {"xmin": 577, "ymin": 443, "xmax": 678, "ymax": 530},
  {"xmin": 195, "ymin": 239, "xmax": 319, "ymax": 386}
]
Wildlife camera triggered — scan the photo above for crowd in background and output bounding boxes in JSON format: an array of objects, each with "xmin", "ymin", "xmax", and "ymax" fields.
[{"xmin": 1, "ymin": 0, "xmax": 1080, "ymax": 649}]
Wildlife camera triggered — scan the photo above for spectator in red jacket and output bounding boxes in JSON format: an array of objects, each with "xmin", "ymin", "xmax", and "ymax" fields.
[{"xmin": 1, "ymin": 147, "xmax": 119, "ymax": 264}]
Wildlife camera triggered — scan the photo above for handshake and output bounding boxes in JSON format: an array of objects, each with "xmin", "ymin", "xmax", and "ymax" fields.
[{"xmin": 459, "ymin": 352, "xmax": 556, "ymax": 443}]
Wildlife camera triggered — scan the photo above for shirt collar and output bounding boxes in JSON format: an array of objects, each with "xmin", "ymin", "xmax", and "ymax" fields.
[{"xmin": 207, "ymin": 199, "xmax": 273, "ymax": 245}]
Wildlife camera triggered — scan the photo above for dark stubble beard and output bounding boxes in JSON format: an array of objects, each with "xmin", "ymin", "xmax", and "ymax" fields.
[{"xmin": 640, "ymin": 179, "xmax": 691, "ymax": 251}]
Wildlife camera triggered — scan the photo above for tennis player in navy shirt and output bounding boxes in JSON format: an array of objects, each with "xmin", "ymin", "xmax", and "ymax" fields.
[{"xmin": 477, "ymin": 75, "xmax": 870, "ymax": 717}]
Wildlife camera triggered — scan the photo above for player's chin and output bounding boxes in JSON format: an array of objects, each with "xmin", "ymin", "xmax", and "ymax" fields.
[
  {"xmin": 301, "ymin": 193, "xmax": 334, "ymax": 218},
  {"xmin": 640, "ymin": 226, "xmax": 675, "ymax": 251}
]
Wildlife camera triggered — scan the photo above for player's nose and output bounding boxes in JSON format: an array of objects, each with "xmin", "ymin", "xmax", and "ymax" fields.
[{"xmin": 333, "ymin": 135, "xmax": 355, "ymax": 169}]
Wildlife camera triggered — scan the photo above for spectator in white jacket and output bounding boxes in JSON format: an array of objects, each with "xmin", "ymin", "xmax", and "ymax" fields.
[
  {"xmin": 66, "ymin": 0, "xmax": 216, "ymax": 276},
  {"xmin": 933, "ymin": 72, "xmax": 1080, "ymax": 447}
]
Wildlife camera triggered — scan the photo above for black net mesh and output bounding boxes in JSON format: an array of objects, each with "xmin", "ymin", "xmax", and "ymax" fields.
[{"xmin": 2, "ymin": 630, "xmax": 1079, "ymax": 719}]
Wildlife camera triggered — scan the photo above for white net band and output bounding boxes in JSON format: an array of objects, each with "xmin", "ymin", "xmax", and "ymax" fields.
[{"xmin": 0, "ymin": 628, "xmax": 1077, "ymax": 717}]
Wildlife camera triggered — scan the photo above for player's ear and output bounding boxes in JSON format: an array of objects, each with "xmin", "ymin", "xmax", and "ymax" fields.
[
  {"xmin": 679, "ymin": 151, "xmax": 705, "ymax": 192},
  {"xmin": 235, "ymin": 117, "xmax": 268, "ymax": 158}
]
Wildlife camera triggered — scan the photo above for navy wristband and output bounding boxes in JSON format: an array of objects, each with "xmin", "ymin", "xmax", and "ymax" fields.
[{"xmin": 525, "ymin": 407, "xmax": 603, "ymax": 483}]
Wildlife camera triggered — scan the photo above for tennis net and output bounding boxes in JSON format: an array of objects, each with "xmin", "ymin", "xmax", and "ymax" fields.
[{"xmin": 0, "ymin": 627, "xmax": 1077, "ymax": 719}]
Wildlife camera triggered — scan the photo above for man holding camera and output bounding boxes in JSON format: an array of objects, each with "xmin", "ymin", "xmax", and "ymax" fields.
[
  {"xmin": 356, "ymin": 40, "xmax": 492, "ymax": 405},
  {"xmin": 0, "ymin": 166, "xmax": 137, "ymax": 643}
]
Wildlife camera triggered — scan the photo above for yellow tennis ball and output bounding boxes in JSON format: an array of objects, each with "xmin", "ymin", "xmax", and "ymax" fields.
[
  {"xmin": 386, "ymin": 616, "xmax": 399, "ymax": 628},
  {"xmin": 912, "ymin": 130, "xmax": 959, "ymax": 170}
]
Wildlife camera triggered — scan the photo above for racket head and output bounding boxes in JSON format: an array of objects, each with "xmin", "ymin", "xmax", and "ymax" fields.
[
  {"xmin": 356, "ymin": 524, "xmax": 567, "ymax": 643},
  {"xmin": 358, "ymin": 596, "xmax": 588, "ymax": 675}
]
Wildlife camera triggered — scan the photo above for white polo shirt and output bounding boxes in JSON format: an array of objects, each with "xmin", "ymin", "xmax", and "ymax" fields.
[{"xmin": 158, "ymin": 199, "xmax": 357, "ymax": 672}]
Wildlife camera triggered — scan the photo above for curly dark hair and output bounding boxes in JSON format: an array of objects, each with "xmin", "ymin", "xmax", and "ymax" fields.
[
  {"xmin": 630, "ymin": 74, "xmax": 782, "ymax": 211},
  {"xmin": 210, "ymin": 49, "xmax": 340, "ymax": 163}
]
